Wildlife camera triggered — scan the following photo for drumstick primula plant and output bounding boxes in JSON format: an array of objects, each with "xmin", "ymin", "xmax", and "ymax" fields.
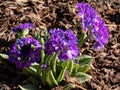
[{"xmin": 0, "ymin": 2, "xmax": 109, "ymax": 90}]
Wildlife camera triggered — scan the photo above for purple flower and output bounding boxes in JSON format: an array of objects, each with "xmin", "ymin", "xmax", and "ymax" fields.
[
  {"xmin": 9, "ymin": 37, "xmax": 41, "ymax": 69},
  {"xmin": 64, "ymin": 30, "xmax": 78, "ymax": 45},
  {"xmin": 77, "ymin": 3, "xmax": 109, "ymax": 49},
  {"xmin": 41, "ymin": 64, "xmax": 47, "ymax": 69},
  {"xmin": 92, "ymin": 17, "xmax": 109, "ymax": 49},
  {"xmin": 12, "ymin": 23, "xmax": 34, "ymax": 33},
  {"xmin": 77, "ymin": 2, "xmax": 97, "ymax": 31},
  {"xmin": 45, "ymin": 28, "xmax": 65, "ymax": 55},
  {"xmin": 58, "ymin": 44, "xmax": 79, "ymax": 61},
  {"xmin": 45, "ymin": 28, "xmax": 79, "ymax": 61}
]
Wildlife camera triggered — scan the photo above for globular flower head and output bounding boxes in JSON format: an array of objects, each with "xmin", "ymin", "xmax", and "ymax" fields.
[
  {"xmin": 64, "ymin": 30, "xmax": 78, "ymax": 45},
  {"xmin": 45, "ymin": 28, "xmax": 65, "ymax": 55},
  {"xmin": 12, "ymin": 23, "xmax": 34, "ymax": 33},
  {"xmin": 77, "ymin": 2, "xmax": 109, "ymax": 49},
  {"xmin": 58, "ymin": 44, "xmax": 79, "ymax": 61},
  {"xmin": 92, "ymin": 17, "xmax": 109, "ymax": 49},
  {"xmin": 45, "ymin": 28, "xmax": 79, "ymax": 60},
  {"xmin": 9, "ymin": 37, "xmax": 41, "ymax": 69},
  {"xmin": 77, "ymin": 2, "xmax": 97, "ymax": 31}
]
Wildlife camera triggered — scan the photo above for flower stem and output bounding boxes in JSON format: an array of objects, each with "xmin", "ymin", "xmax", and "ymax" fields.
[
  {"xmin": 37, "ymin": 37, "xmax": 45, "ymax": 76},
  {"xmin": 51, "ymin": 53, "xmax": 58, "ymax": 77}
]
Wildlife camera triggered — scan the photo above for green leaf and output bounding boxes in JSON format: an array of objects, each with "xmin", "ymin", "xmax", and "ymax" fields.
[
  {"xmin": 17, "ymin": 29, "xmax": 29, "ymax": 39},
  {"xmin": 71, "ymin": 63, "xmax": 79, "ymax": 76},
  {"xmin": 78, "ymin": 55, "xmax": 92, "ymax": 65},
  {"xmin": 22, "ymin": 29, "xmax": 29, "ymax": 36},
  {"xmin": 67, "ymin": 60, "xmax": 73, "ymax": 74},
  {"xmin": 63, "ymin": 84, "xmax": 74, "ymax": 90},
  {"xmin": 78, "ymin": 65, "xmax": 90, "ymax": 73},
  {"xmin": 75, "ymin": 72, "xmax": 92, "ymax": 83},
  {"xmin": 0, "ymin": 53, "xmax": 8, "ymax": 59},
  {"xmin": 23, "ymin": 63, "xmax": 39, "ymax": 77},
  {"xmin": 46, "ymin": 69, "xmax": 58, "ymax": 87},
  {"xmin": 19, "ymin": 84, "xmax": 37, "ymax": 90},
  {"xmin": 51, "ymin": 53, "xmax": 58, "ymax": 77},
  {"xmin": 78, "ymin": 33, "xmax": 87, "ymax": 47},
  {"xmin": 44, "ymin": 29, "xmax": 49, "ymax": 41},
  {"xmin": 77, "ymin": 55, "xmax": 92, "ymax": 73},
  {"xmin": 33, "ymin": 31, "xmax": 41, "ymax": 41},
  {"xmin": 61, "ymin": 60, "xmax": 73, "ymax": 74},
  {"xmin": 22, "ymin": 76, "xmax": 39, "ymax": 85},
  {"xmin": 57, "ymin": 63, "xmax": 67, "ymax": 83}
]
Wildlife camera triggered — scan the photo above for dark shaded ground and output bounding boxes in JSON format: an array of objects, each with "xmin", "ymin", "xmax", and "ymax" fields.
[{"xmin": 0, "ymin": 0, "xmax": 120, "ymax": 90}]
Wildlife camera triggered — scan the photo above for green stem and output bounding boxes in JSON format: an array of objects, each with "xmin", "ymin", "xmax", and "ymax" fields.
[
  {"xmin": 51, "ymin": 53, "xmax": 58, "ymax": 77},
  {"xmin": 40, "ymin": 37, "xmax": 45, "ymax": 64},
  {"xmin": 78, "ymin": 32, "xmax": 91, "ymax": 48},
  {"xmin": 37, "ymin": 37, "xmax": 45, "ymax": 76},
  {"xmin": 69, "ymin": 60, "xmax": 73, "ymax": 74}
]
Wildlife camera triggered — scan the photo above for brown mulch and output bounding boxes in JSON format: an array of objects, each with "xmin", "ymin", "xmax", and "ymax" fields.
[{"xmin": 0, "ymin": 0, "xmax": 120, "ymax": 90}]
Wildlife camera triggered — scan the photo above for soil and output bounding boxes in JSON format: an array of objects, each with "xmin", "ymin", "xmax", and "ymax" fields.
[{"xmin": 0, "ymin": 0, "xmax": 120, "ymax": 90}]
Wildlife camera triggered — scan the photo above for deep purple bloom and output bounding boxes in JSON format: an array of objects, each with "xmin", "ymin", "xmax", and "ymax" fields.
[
  {"xmin": 45, "ymin": 28, "xmax": 79, "ymax": 61},
  {"xmin": 58, "ymin": 44, "xmax": 79, "ymax": 61},
  {"xmin": 45, "ymin": 28, "xmax": 65, "ymax": 55},
  {"xmin": 77, "ymin": 2, "xmax": 97, "ymax": 31},
  {"xmin": 9, "ymin": 37, "xmax": 41, "ymax": 69},
  {"xmin": 64, "ymin": 30, "xmax": 78, "ymax": 45},
  {"xmin": 12, "ymin": 23, "xmax": 34, "ymax": 33}
]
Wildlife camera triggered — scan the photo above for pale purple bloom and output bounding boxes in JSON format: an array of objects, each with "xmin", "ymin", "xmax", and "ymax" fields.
[
  {"xmin": 77, "ymin": 2, "xmax": 109, "ymax": 49},
  {"xmin": 92, "ymin": 17, "xmax": 109, "ymax": 49},
  {"xmin": 41, "ymin": 64, "xmax": 47, "ymax": 69},
  {"xmin": 9, "ymin": 37, "xmax": 41, "ymax": 69},
  {"xmin": 12, "ymin": 23, "xmax": 34, "ymax": 33}
]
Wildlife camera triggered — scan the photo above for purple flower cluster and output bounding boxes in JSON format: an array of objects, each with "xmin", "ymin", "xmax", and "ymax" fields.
[
  {"xmin": 92, "ymin": 17, "xmax": 109, "ymax": 49},
  {"xmin": 9, "ymin": 37, "xmax": 41, "ymax": 69},
  {"xmin": 77, "ymin": 3, "xmax": 97, "ymax": 31},
  {"xmin": 45, "ymin": 28, "xmax": 79, "ymax": 61},
  {"xmin": 77, "ymin": 2, "xmax": 109, "ymax": 49},
  {"xmin": 12, "ymin": 23, "xmax": 34, "ymax": 33}
]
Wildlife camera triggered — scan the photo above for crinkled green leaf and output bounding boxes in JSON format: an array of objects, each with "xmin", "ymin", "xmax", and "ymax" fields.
[
  {"xmin": 78, "ymin": 33, "xmax": 87, "ymax": 47},
  {"xmin": 75, "ymin": 72, "xmax": 92, "ymax": 83},
  {"xmin": 77, "ymin": 55, "xmax": 92, "ymax": 73},
  {"xmin": 57, "ymin": 63, "xmax": 67, "ymax": 83},
  {"xmin": 63, "ymin": 84, "xmax": 74, "ymax": 90},
  {"xmin": 23, "ymin": 62, "xmax": 39, "ymax": 77},
  {"xmin": 19, "ymin": 84, "xmax": 37, "ymax": 90},
  {"xmin": 67, "ymin": 60, "xmax": 73, "ymax": 74},
  {"xmin": 17, "ymin": 29, "xmax": 29, "ymax": 39},
  {"xmin": 78, "ymin": 65, "xmax": 89, "ymax": 73},
  {"xmin": 51, "ymin": 53, "xmax": 58, "ymax": 77},
  {"xmin": 61, "ymin": 60, "xmax": 73, "ymax": 73},
  {"xmin": 78, "ymin": 55, "xmax": 92, "ymax": 65},
  {"xmin": 46, "ymin": 69, "xmax": 58, "ymax": 87},
  {"xmin": 71, "ymin": 63, "xmax": 79, "ymax": 76},
  {"xmin": 0, "ymin": 53, "xmax": 8, "ymax": 59}
]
